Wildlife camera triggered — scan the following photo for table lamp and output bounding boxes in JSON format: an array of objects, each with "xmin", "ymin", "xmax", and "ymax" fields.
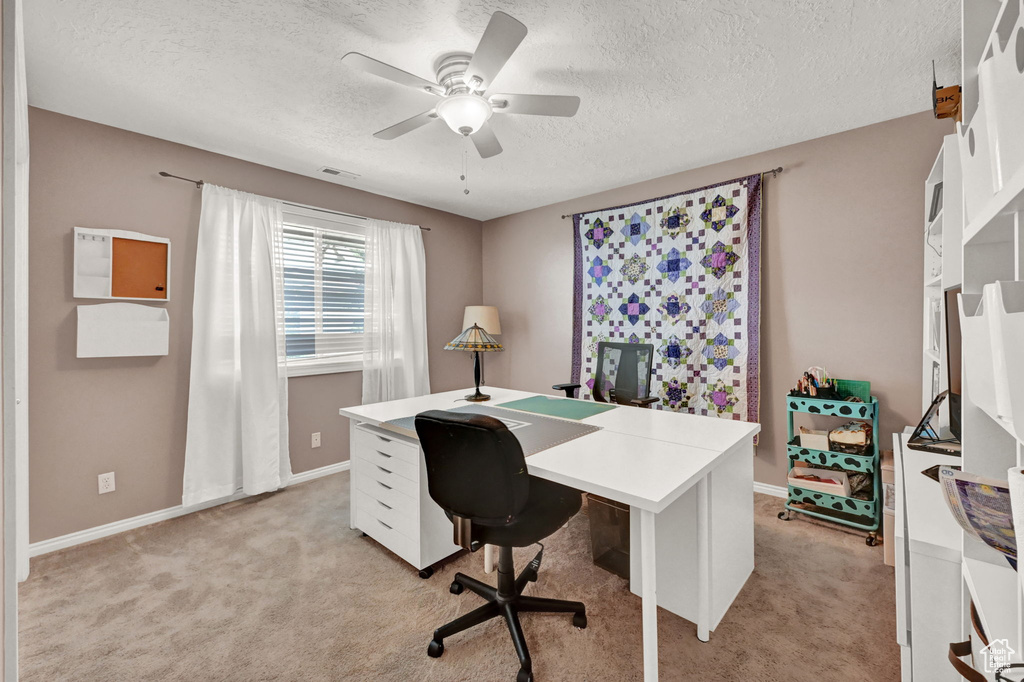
[
  {"xmin": 444, "ymin": 324, "xmax": 503, "ymax": 402},
  {"xmin": 462, "ymin": 306, "xmax": 501, "ymax": 335}
]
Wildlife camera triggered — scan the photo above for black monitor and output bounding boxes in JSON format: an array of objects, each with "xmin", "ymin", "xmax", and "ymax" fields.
[{"xmin": 944, "ymin": 287, "xmax": 962, "ymax": 441}]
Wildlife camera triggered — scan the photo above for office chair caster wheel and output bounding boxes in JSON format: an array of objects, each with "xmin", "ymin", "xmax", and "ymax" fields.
[
  {"xmin": 573, "ymin": 612, "xmax": 588, "ymax": 629},
  {"xmin": 427, "ymin": 640, "xmax": 444, "ymax": 658},
  {"xmin": 516, "ymin": 667, "xmax": 533, "ymax": 682},
  {"xmin": 777, "ymin": 511, "xmax": 790, "ymax": 521},
  {"xmin": 866, "ymin": 534, "xmax": 878, "ymax": 547},
  {"xmin": 418, "ymin": 567, "xmax": 434, "ymax": 579},
  {"xmin": 449, "ymin": 581, "xmax": 464, "ymax": 595}
]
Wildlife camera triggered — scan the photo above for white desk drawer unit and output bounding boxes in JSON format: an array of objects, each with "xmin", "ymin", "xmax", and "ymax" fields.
[{"xmin": 349, "ymin": 422, "xmax": 460, "ymax": 578}]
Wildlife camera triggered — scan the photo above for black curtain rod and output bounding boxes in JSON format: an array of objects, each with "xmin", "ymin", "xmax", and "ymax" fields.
[
  {"xmin": 158, "ymin": 171, "xmax": 430, "ymax": 231},
  {"xmin": 559, "ymin": 166, "xmax": 784, "ymax": 220}
]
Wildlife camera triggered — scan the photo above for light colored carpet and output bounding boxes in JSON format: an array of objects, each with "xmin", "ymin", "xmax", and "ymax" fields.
[{"xmin": 20, "ymin": 472, "xmax": 898, "ymax": 681}]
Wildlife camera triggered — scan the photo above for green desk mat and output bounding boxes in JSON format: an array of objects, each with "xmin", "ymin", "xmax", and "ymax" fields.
[{"xmin": 496, "ymin": 395, "xmax": 618, "ymax": 421}]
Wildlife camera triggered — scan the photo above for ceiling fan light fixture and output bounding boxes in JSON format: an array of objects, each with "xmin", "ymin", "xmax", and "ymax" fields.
[{"xmin": 436, "ymin": 94, "xmax": 492, "ymax": 136}]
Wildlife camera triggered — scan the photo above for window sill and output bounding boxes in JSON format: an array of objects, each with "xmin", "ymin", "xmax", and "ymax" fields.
[{"xmin": 287, "ymin": 358, "xmax": 362, "ymax": 377}]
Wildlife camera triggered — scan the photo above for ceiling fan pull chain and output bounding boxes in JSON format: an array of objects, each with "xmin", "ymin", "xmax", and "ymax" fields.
[{"xmin": 462, "ymin": 147, "xmax": 470, "ymax": 195}]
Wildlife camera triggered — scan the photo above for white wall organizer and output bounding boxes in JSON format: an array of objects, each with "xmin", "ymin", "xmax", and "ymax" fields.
[
  {"xmin": 959, "ymin": 292, "xmax": 999, "ymax": 419},
  {"xmin": 985, "ymin": 0, "xmax": 1024, "ymax": 189},
  {"xmin": 989, "ymin": 280, "xmax": 1024, "ymax": 439},
  {"xmin": 76, "ymin": 303, "xmax": 169, "ymax": 358},
  {"xmin": 957, "ymin": 282, "xmax": 1024, "ymax": 442},
  {"xmin": 73, "ymin": 226, "xmax": 171, "ymax": 301},
  {"xmin": 957, "ymin": 100, "xmax": 995, "ymax": 222}
]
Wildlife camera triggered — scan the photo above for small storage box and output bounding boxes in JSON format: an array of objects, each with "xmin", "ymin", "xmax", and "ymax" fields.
[
  {"xmin": 788, "ymin": 466, "xmax": 851, "ymax": 497},
  {"xmin": 798, "ymin": 429, "xmax": 830, "ymax": 451}
]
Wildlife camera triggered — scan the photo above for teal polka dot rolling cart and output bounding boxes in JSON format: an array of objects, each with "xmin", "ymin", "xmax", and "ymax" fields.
[{"xmin": 778, "ymin": 379, "xmax": 882, "ymax": 546}]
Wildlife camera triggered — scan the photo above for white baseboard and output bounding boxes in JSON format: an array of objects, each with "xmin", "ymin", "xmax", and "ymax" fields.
[
  {"xmin": 288, "ymin": 461, "xmax": 350, "ymax": 486},
  {"xmin": 753, "ymin": 481, "xmax": 787, "ymax": 498},
  {"xmin": 28, "ymin": 461, "xmax": 350, "ymax": 559},
  {"xmin": 30, "ymin": 463, "xmax": 780, "ymax": 558}
]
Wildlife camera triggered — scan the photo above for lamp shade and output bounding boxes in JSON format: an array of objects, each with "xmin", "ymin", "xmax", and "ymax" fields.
[
  {"xmin": 444, "ymin": 324, "xmax": 503, "ymax": 352},
  {"xmin": 462, "ymin": 305, "xmax": 501, "ymax": 335}
]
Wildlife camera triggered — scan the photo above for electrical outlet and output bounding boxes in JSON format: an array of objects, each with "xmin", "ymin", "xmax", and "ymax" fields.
[
  {"xmin": 98, "ymin": 472, "xmax": 115, "ymax": 494},
  {"xmin": 311, "ymin": 432, "xmax": 321, "ymax": 448}
]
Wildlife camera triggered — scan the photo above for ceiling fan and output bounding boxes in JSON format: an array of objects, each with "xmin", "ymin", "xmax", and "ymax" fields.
[{"xmin": 342, "ymin": 11, "xmax": 580, "ymax": 159}]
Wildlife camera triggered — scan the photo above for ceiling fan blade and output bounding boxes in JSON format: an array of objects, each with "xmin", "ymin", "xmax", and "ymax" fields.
[
  {"xmin": 471, "ymin": 122, "xmax": 503, "ymax": 158},
  {"xmin": 373, "ymin": 109, "xmax": 438, "ymax": 140},
  {"xmin": 342, "ymin": 52, "xmax": 442, "ymax": 96},
  {"xmin": 464, "ymin": 12, "xmax": 527, "ymax": 92},
  {"xmin": 489, "ymin": 93, "xmax": 581, "ymax": 117}
]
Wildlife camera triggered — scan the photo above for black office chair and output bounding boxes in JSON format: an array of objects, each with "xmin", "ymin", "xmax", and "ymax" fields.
[
  {"xmin": 553, "ymin": 341, "xmax": 658, "ymax": 407},
  {"xmin": 415, "ymin": 410, "xmax": 587, "ymax": 682}
]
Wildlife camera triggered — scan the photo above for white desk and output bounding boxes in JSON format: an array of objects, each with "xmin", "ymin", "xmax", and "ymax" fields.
[{"xmin": 339, "ymin": 387, "xmax": 760, "ymax": 682}]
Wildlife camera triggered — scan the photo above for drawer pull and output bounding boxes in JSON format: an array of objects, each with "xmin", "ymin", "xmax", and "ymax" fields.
[
  {"xmin": 376, "ymin": 435, "xmax": 392, "ymax": 443},
  {"xmin": 375, "ymin": 450, "xmax": 393, "ymax": 458},
  {"xmin": 377, "ymin": 481, "xmax": 393, "ymax": 490},
  {"xmin": 377, "ymin": 500, "xmax": 393, "ymax": 510},
  {"xmin": 376, "ymin": 465, "xmax": 392, "ymax": 475},
  {"xmin": 377, "ymin": 519, "xmax": 393, "ymax": 530}
]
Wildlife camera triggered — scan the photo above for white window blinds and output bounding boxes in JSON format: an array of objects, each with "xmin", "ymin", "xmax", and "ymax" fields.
[{"xmin": 281, "ymin": 206, "xmax": 366, "ymax": 375}]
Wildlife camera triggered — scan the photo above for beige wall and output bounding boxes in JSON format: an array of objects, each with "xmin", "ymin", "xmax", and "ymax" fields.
[
  {"xmin": 28, "ymin": 107, "xmax": 483, "ymax": 543},
  {"xmin": 482, "ymin": 111, "xmax": 953, "ymax": 488}
]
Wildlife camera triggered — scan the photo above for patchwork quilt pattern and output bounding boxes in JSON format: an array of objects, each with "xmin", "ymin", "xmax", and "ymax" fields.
[{"xmin": 570, "ymin": 174, "xmax": 762, "ymax": 425}]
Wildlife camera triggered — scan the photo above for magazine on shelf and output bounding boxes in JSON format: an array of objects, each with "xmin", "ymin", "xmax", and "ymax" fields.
[{"xmin": 938, "ymin": 466, "xmax": 1017, "ymax": 570}]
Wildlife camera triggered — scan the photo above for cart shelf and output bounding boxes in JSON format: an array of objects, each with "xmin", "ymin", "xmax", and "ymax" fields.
[
  {"xmin": 786, "ymin": 395, "xmax": 878, "ymax": 419},
  {"xmin": 787, "ymin": 484, "xmax": 876, "ymax": 516},
  {"xmin": 786, "ymin": 439, "xmax": 875, "ymax": 473}
]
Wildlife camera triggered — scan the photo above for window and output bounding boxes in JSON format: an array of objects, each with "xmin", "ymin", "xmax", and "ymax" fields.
[{"xmin": 282, "ymin": 205, "xmax": 366, "ymax": 376}]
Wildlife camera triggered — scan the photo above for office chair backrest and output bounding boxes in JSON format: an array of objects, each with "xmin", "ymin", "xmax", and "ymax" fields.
[
  {"xmin": 414, "ymin": 410, "xmax": 530, "ymax": 525},
  {"xmin": 593, "ymin": 342, "xmax": 654, "ymax": 405}
]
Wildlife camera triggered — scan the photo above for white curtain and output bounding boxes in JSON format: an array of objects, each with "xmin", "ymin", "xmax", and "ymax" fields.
[
  {"xmin": 362, "ymin": 220, "xmax": 430, "ymax": 403},
  {"xmin": 183, "ymin": 185, "xmax": 291, "ymax": 507}
]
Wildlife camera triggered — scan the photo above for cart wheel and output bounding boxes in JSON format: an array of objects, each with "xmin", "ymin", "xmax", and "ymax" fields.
[
  {"xmin": 418, "ymin": 567, "xmax": 434, "ymax": 579},
  {"xmin": 865, "ymin": 534, "xmax": 878, "ymax": 547},
  {"xmin": 777, "ymin": 510, "xmax": 791, "ymax": 521}
]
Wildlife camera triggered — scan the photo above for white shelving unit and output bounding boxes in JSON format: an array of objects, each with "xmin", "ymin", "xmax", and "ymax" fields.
[
  {"xmin": 951, "ymin": 0, "xmax": 1024, "ymax": 678},
  {"xmin": 899, "ymin": 2, "xmax": 1024, "ymax": 679},
  {"xmin": 921, "ymin": 134, "xmax": 963, "ymax": 428}
]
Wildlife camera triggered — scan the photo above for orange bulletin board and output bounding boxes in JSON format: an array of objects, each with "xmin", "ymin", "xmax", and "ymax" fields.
[{"xmin": 111, "ymin": 237, "xmax": 169, "ymax": 299}]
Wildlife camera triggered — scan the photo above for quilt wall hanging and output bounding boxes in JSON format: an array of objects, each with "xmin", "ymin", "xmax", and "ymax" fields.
[{"xmin": 570, "ymin": 173, "xmax": 762, "ymax": 426}]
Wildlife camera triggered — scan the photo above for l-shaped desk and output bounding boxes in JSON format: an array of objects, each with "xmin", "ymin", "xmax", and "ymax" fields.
[{"xmin": 339, "ymin": 387, "xmax": 760, "ymax": 682}]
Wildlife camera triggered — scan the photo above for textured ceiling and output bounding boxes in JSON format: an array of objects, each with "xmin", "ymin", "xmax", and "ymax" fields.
[{"xmin": 26, "ymin": 0, "xmax": 960, "ymax": 221}]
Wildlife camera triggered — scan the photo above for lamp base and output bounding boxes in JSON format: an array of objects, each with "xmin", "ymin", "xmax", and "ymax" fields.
[{"xmin": 465, "ymin": 390, "xmax": 490, "ymax": 402}]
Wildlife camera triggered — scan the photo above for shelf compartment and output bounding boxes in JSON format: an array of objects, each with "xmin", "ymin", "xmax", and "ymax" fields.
[
  {"xmin": 786, "ymin": 395, "xmax": 877, "ymax": 419},
  {"xmin": 787, "ymin": 439, "xmax": 875, "ymax": 473},
  {"xmin": 964, "ymin": 158, "xmax": 1024, "ymax": 246},
  {"xmin": 962, "ymin": 555, "xmax": 1020, "ymax": 656}
]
